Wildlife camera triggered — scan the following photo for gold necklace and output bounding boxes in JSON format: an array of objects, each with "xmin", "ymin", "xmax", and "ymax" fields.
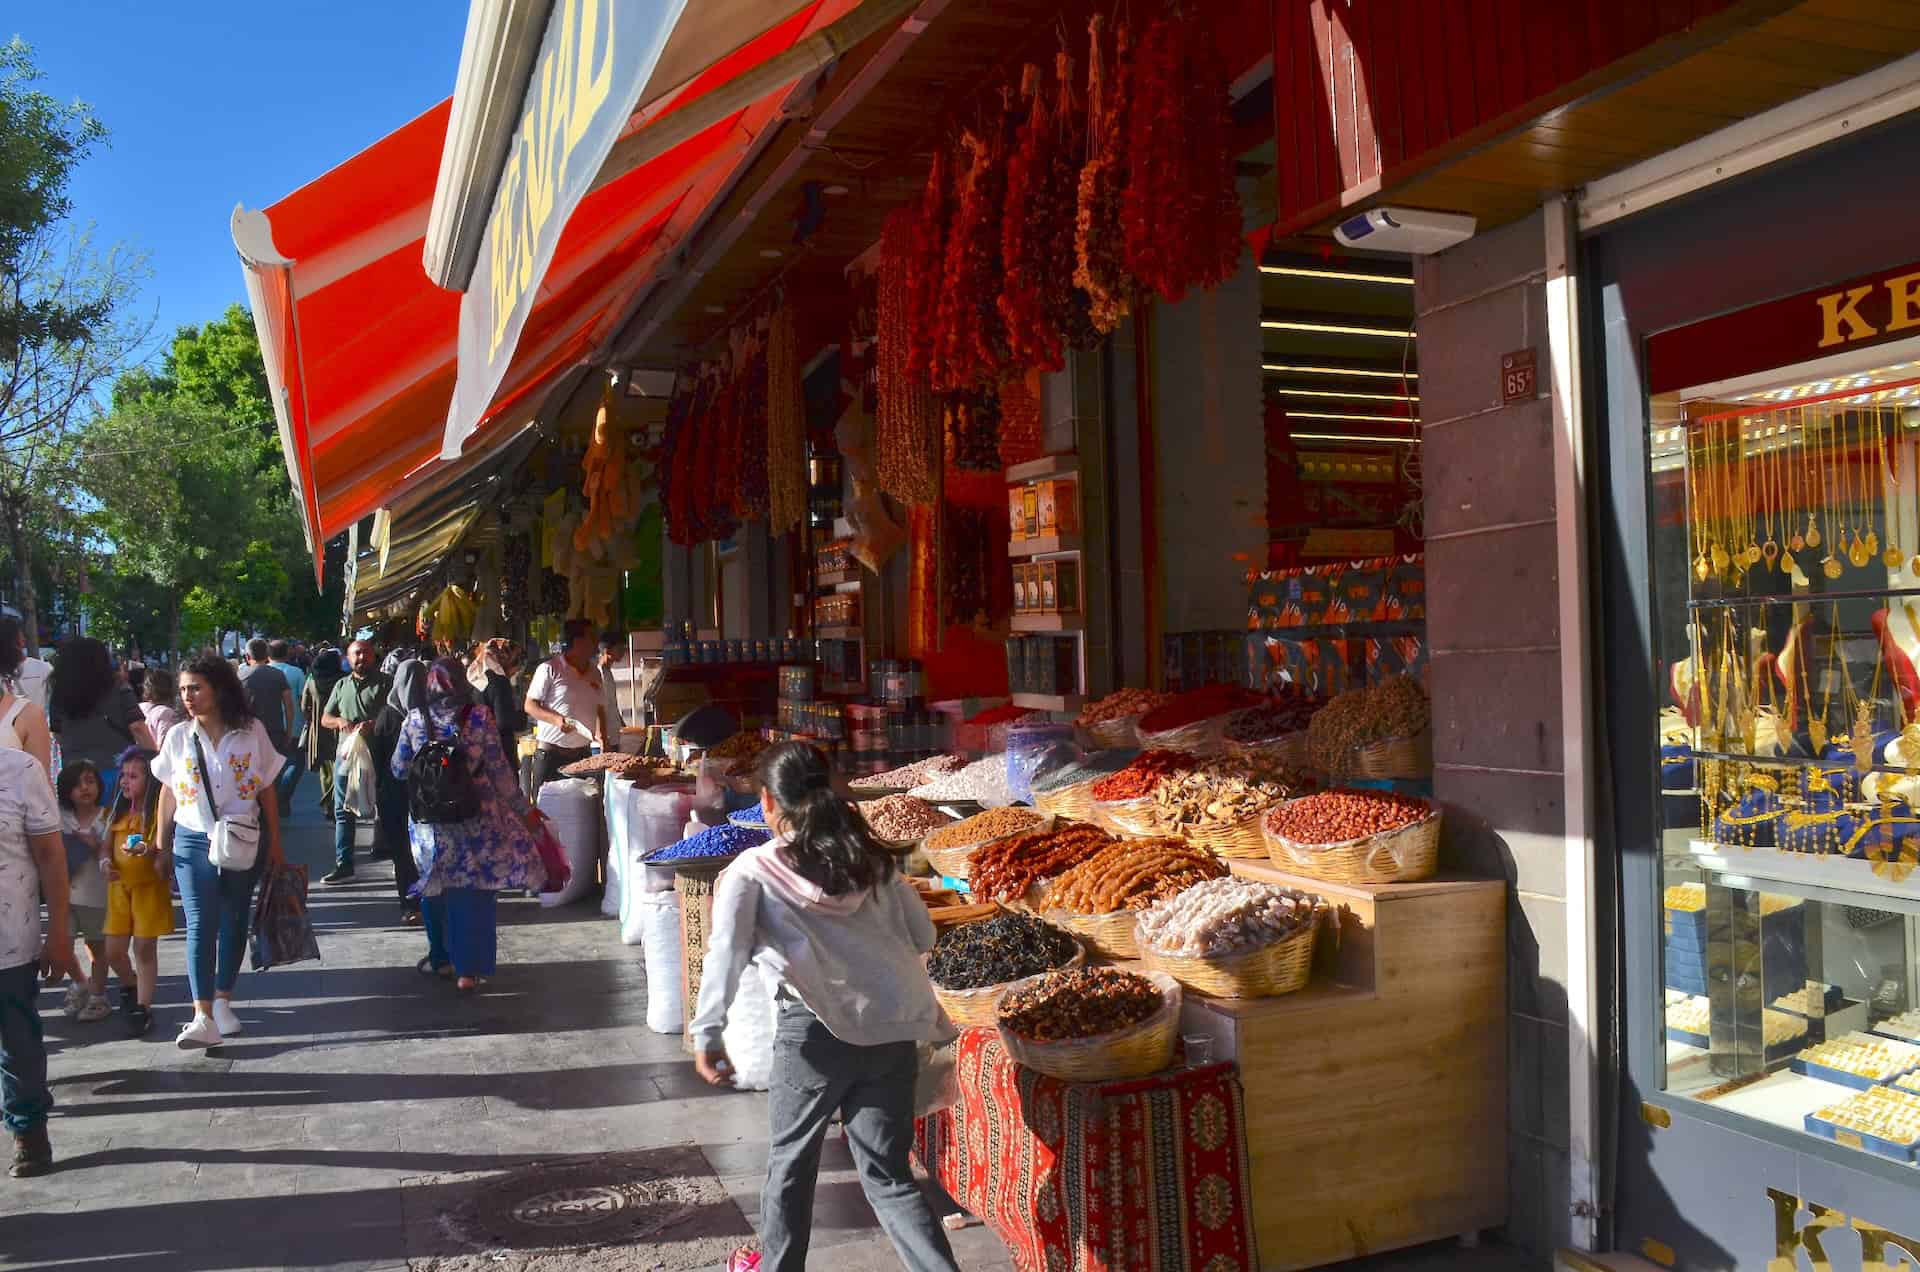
[
  {"xmin": 1788, "ymin": 409, "xmax": 1806, "ymax": 553},
  {"xmin": 1813, "ymin": 603, "xmax": 1845, "ymax": 751},
  {"xmin": 1710, "ymin": 418, "xmax": 1732, "ymax": 577},
  {"xmin": 1688, "ymin": 427, "xmax": 1711, "ymax": 582},
  {"xmin": 1804, "ymin": 408, "xmax": 1823, "ymax": 550},
  {"xmin": 1851, "ymin": 410, "xmax": 1874, "ymax": 568},
  {"xmin": 1880, "ymin": 404, "xmax": 1903, "ymax": 569},
  {"xmin": 1763, "ymin": 417, "xmax": 1781, "ymax": 567},
  {"xmin": 1822, "ymin": 412, "xmax": 1846, "ymax": 579},
  {"xmin": 1742, "ymin": 418, "xmax": 1762, "ymax": 568}
]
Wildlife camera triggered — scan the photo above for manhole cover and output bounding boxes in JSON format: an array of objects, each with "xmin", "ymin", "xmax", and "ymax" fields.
[{"xmin": 411, "ymin": 1145, "xmax": 752, "ymax": 1270}]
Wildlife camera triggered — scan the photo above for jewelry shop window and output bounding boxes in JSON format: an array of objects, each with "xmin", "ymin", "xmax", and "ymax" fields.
[{"xmin": 1655, "ymin": 349, "xmax": 1920, "ymax": 1167}]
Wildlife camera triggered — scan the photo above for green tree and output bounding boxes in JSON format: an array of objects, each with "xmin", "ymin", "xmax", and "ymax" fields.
[{"xmin": 0, "ymin": 39, "xmax": 146, "ymax": 647}]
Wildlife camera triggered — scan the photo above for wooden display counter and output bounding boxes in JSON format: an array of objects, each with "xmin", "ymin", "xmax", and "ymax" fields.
[{"xmin": 1179, "ymin": 862, "xmax": 1506, "ymax": 1270}]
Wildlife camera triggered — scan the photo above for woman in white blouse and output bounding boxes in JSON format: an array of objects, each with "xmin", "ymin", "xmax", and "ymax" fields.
[{"xmin": 153, "ymin": 654, "xmax": 285, "ymax": 1050}]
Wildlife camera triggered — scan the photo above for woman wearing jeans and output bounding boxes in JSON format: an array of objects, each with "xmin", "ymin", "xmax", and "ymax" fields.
[
  {"xmin": 690, "ymin": 742, "xmax": 958, "ymax": 1272},
  {"xmin": 153, "ymin": 654, "xmax": 284, "ymax": 1050}
]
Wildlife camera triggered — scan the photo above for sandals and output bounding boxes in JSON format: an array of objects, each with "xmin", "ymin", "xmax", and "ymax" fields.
[{"xmin": 416, "ymin": 957, "xmax": 453, "ymax": 979}]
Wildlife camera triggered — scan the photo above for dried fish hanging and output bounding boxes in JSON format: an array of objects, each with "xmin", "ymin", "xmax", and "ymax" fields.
[
  {"xmin": 1076, "ymin": 15, "xmax": 1136, "ymax": 334},
  {"xmin": 1121, "ymin": 13, "xmax": 1245, "ymax": 303},
  {"xmin": 766, "ymin": 297, "xmax": 806, "ymax": 536},
  {"xmin": 876, "ymin": 206, "xmax": 941, "ymax": 504}
]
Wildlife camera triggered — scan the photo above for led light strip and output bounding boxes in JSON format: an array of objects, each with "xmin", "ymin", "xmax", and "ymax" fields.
[
  {"xmin": 1290, "ymin": 410, "xmax": 1421, "ymax": 423},
  {"xmin": 1264, "ymin": 362, "xmax": 1418, "ymax": 380},
  {"xmin": 1260, "ymin": 264, "xmax": 1413, "ymax": 285},
  {"xmin": 1277, "ymin": 387, "xmax": 1419, "ymax": 402},
  {"xmin": 1262, "ymin": 319, "xmax": 1416, "ymax": 338},
  {"xmin": 1291, "ymin": 432, "xmax": 1421, "ymax": 445}
]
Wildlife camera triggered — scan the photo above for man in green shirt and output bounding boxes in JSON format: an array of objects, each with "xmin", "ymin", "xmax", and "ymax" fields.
[{"xmin": 319, "ymin": 640, "xmax": 390, "ymax": 884}]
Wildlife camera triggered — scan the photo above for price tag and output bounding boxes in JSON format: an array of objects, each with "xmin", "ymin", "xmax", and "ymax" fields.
[
  {"xmin": 1836, "ymin": 1130, "xmax": 1864, "ymax": 1150},
  {"xmin": 1501, "ymin": 349, "xmax": 1538, "ymax": 404}
]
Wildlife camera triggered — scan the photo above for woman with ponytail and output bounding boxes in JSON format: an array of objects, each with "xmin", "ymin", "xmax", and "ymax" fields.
[{"xmin": 690, "ymin": 742, "xmax": 957, "ymax": 1272}]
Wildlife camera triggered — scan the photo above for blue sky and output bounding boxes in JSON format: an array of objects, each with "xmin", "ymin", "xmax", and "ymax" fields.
[{"xmin": 16, "ymin": 4, "xmax": 469, "ymax": 353}]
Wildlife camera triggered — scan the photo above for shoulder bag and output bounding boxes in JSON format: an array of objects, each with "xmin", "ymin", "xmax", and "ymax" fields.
[{"xmin": 190, "ymin": 728, "xmax": 261, "ymax": 871}]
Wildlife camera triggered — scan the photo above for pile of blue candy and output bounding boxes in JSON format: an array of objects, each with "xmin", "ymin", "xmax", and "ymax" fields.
[
  {"xmin": 644, "ymin": 821, "xmax": 770, "ymax": 864},
  {"xmin": 727, "ymin": 806, "xmax": 769, "ymax": 831}
]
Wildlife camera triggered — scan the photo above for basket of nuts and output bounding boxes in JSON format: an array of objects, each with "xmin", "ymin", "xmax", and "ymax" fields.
[
  {"xmin": 997, "ymin": 967, "xmax": 1182, "ymax": 1082},
  {"xmin": 1307, "ymin": 676, "xmax": 1432, "ymax": 779},
  {"xmin": 1076, "ymin": 689, "xmax": 1171, "ymax": 751},
  {"xmin": 921, "ymin": 808, "xmax": 1053, "ymax": 880},
  {"xmin": 1261, "ymin": 789, "xmax": 1441, "ymax": 884}
]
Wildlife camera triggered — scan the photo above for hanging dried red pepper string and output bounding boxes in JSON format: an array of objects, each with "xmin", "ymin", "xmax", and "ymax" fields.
[
  {"xmin": 877, "ymin": 206, "xmax": 940, "ymax": 504},
  {"xmin": 905, "ymin": 147, "xmax": 950, "ymax": 387},
  {"xmin": 1076, "ymin": 15, "xmax": 1137, "ymax": 335},
  {"xmin": 998, "ymin": 64, "xmax": 1063, "ymax": 374},
  {"xmin": 766, "ymin": 298, "xmax": 805, "ymax": 537}
]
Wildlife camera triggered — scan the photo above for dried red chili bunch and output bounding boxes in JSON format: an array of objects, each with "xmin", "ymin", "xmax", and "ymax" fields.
[
  {"xmin": 1121, "ymin": 15, "xmax": 1244, "ymax": 304},
  {"xmin": 1075, "ymin": 16, "xmax": 1137, "ymax": 335},
  {"xmin": 877, "ymin": 206, "xmax": 940, "ymax": 505},
  {"xmin": 905, "ymin": 147, "xmax": 950, "ymax": 387},
  {"xmin": 933, "ymin": 101, "xmax": 1014, "ymax": 391},
  {"xmin": 734, "ymin": 334, "xmax": 770, "ymax": 522},
  {"xmin": 999, "ymin": 64, "xmax": 1066, "ymax": 375}
]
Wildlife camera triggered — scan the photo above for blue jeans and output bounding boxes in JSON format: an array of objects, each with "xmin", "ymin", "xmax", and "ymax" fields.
[
  {"xmin": 333, "ymin": 812, "xmax": 358, "ymax": 871},
  {"xmin": 0, "ymin": 962, "xmax": 50, "ymax": 1134},
  {"xmin": 172, "ymin": 829, "xmax": 258, "ymax": 1001},
  {"xmin": 420, "ymin": 889, "xmax": 497, "ymax": 976}
]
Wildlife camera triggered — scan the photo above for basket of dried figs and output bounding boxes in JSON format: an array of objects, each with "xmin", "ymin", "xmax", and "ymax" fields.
[{"xmin": 996, "ymin": 967, "xmax": 1182, "ymax": 1082}]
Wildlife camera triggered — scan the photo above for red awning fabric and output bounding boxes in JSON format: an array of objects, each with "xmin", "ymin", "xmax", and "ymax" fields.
[{"xmin": 235, "ymin": 1, "xmax": 838, "ymax": 580}]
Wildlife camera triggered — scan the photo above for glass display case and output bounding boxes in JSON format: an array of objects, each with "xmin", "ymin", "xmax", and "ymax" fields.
[{"xmin": 1653, "ymin": 357, "xmax": 1920, "ymax": 1166}]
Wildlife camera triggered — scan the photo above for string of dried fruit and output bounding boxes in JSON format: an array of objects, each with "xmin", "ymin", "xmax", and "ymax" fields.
[
  {"xmin": 905, "ymin": 147, "xmax": 950, "ymax": 386},
  {"xmin": 692, "ymin": 363, "xmax": 740, "ymax": 544},
  {"xmin": 1075, "ymin": 16, "xmax": 1136, "ymax": 335},
  {"xmin": 970, "ymin": 823, "xmax": 1116, "ymax": 903},
  {"xmin": 1121, "ymin": 14, "xmax": 1244, "ymax": 304},
  {"xmin": 1048, "ymin": 837, "xmax": 1226, "ymax": 914},
  {"xmin": 1048, "ymin": 53, "xmax": 1100, "ymax": 353},
  {"xmin": 660, "ymin": 372, "xmax": 698, "ymax": 545},
  {"xmin": 998, "ymin": 64, "xmax": 1065, "ymax": 374},
  {"xmin": 933, "ymin": 99, "xmax": 1013, "ymax": 391},
  {"xmin": 876, "ymin": 207, "xmax": 940, "ymax": 504},
  {"xmin": 766, "ymin": 298, "xmax": 805, "ymax": 536},
  {"xmin": 500, "ymin": 525, "xmax": 530, "ymax": 626},
  {"xmin": 735, "ymin": 336, "xmax": 770, "ymax": 522}
]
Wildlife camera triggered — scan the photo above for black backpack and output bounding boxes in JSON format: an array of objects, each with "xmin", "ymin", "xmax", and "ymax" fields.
[{"xmin": 407, "ymin": 708, "xmax": 484, "ymax": 823}]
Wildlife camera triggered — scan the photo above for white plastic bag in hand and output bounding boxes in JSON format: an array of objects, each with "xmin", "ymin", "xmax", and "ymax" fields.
[{"xmin": 336, "ymin": 730, "xmax": 378, "ymax": 820}]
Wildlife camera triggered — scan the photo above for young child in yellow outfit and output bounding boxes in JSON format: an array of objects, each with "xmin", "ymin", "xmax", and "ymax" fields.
[{"xmin": 102, "ymin": 749, "xmax": 173, "ymax": 1036}]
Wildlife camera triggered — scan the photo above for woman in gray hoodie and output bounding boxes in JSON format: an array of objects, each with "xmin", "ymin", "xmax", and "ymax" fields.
[{"xmin": 691, "ymin": 742, "xmax": 958, "ymax": 1272}]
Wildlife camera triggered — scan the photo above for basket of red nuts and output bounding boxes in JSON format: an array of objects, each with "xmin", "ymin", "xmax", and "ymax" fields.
[{"xmin": 1260, "ymin": 789, "xmax": 1441, "ymax": 884}]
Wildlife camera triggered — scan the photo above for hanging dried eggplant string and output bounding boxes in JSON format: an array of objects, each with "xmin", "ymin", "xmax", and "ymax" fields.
[
  {"xmin": 1076, "ymin": 15, "xmax": 1136, "ymax": 334},
  {"xmin": 1049, "ymin": 49, "xmax": 1100, "ymax": 353},
  {"xmin": 735, "ymin": 319, "xmax": 770, "ymax": 522},
  {"xmin": 766, "ymin": 295, "xmax": 806, "ymax": 537},
  {"xmin": 998, "ymin": 64, "xmax": 1063, "ymax": 374},
  {"xmin": 933, "ymin": 92, "xmax": 1015, "ymax": 391},
  {"xmin": 877, "ymin": 206, "xmax": 940, "ymax": 504},
  {"xmin": 1122, "ymin": 12, "xmax": 1244, "ymax": 302}
]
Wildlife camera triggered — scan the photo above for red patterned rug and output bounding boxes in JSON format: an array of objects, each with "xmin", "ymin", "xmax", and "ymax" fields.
[{"xmin": 916, "ymin": 1028, "xmax": 1257, "ymax": 1271}]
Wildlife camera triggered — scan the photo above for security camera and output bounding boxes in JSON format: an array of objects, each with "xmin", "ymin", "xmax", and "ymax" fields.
[{"xmin": 1333, "ymin": 207, "xmax": 1476, "ymax": 255}]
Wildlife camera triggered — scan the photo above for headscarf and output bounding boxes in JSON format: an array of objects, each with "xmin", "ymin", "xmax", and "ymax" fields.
[
  {"xmin": 466, "ymin": 639, "xmax": 508, "ymax": 694},
  {"xmin": 386, "ymin": 658, "xmax": 426, "ymax": 715},
  {"xmin": 311, "ymin": 648, "xmax": 345, "ymax": 682},
  {"xmin": 427, "ymin": 657, "xmax": 471, "ymax": 706}
]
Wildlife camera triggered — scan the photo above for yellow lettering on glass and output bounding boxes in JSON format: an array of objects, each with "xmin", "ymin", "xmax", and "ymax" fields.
[
  {"xmin": 1818, "ymin": 285, "xmax": 1880, "ymax": 348},
  {"xmin": 1885, "ymin": 270, "xmax": 1920, "ymax": 335},
  {"xmin": 1767, "ymin": 1186, "xmax": 1920, "ymax": 1272}
]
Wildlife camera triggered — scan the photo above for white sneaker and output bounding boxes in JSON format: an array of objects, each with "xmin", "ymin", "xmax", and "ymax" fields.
[
  {"xmin": 62, "ymin": 983, "xmax": 88, "ymax": 1019},
  {"xmin": 211, "ymin": 1000, "xmax": 243, "ymax": 1037},
  {"xmin": 175, "ymin": 1013, "xmax": 222, "ymax": 1050},
  {"xmin": 75, "ymin": 992, "xmax": 113, "ymax": 1023}
]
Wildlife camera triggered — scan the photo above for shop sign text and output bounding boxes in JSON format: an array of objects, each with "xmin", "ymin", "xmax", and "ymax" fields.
[{"xmin": 1767, "ymin": 1187, "xmax": 1918, "ymax": 1272}]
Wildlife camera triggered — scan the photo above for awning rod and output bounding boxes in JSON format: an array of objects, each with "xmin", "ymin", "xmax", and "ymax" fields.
[{"xmin": 586, "ymin": 0, "xmax": 920, "ymax": 197}]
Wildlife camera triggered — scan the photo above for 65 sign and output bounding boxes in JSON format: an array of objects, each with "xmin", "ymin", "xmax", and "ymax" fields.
[{"xmin": 1501, "ymin": 348, "xmax": 1537, "ymax": 405}]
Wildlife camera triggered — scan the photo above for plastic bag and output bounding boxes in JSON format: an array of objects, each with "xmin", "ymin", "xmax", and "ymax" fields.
[
  {"xmin": 637, "ymin": 890, "xmax": 683, "ymax": 1032},
  {"xmin": 914, "ymin": 1041, "xmax": 960, "ymax": 1116},
  {"xmin": 720, "ymin": 965, "xmax": 778, "ymax": 1091},
  {"xmin": 336, "ymin": 730, "xmax": 378, "ymax": 820},
  {"xmin": 532, "ymin": 820, "xmax": 572, "ymax": 894},
  {"xmin": 536, "ymin": 778, "xmax": 601, "ymax": 907},
  {"xmin": 1006, "ymin": 723, "xmax": 1077, "ymax": 804},
  {"xmin": 248, "ymin": 863, "xmax": 321, "ymax": 971}
]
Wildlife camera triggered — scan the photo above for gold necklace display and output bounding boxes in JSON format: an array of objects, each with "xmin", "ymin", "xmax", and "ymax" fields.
[
  {"xmin": 1789, "ymin": 409, "xmax": 1807, "ymax": 553},
  {"xmin": 1879, "ymin": 405, "xmax": 1904, "ymax": 569},
  {"xmin": 1762, "ymin": 418, "xmax": 1781, "ymax": 567},
  {"xmin": 1688, "ymin": 425, "xmax": 1711, "ymax": 582},
  {"xmin": 1850, "ymin": 411, "xmax": 1874, "ymax": 569},
  {"xmin": 1822, "ymin": 412, "xmax": 1846, "ymax": 579},
  {"xmin": 1804, "ymin": 408, "xmax": 1823, "ymax": 551}
]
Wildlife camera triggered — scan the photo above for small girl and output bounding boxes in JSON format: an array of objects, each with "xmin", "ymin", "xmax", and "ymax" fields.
[
  {"xmin": 102, "ymin": 748, "xmax": 172, "ymax": 1035},
  {"xmin": 690, "ymin": 742, "xmax": 958, "ymax": 1272},
  {"xmin": 57, "ymin": 760, "xmax": 115, "ymax": 1023}
]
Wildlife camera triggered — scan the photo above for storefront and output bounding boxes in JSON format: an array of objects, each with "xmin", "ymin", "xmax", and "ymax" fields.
[{"xmin": 1592, "ymin": 108, "xmax": 1920, "ymax": 1268}]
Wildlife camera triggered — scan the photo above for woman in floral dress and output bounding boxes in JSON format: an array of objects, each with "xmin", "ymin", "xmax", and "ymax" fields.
[{"xmin": 390, "ymin": 658, "xmax": 545, "ymax": 990}]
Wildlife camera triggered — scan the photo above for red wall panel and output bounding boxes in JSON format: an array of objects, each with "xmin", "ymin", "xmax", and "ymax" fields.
[{"xmin": 1270, "ymin": 0, "xmax": 1739, "ymax": 229}]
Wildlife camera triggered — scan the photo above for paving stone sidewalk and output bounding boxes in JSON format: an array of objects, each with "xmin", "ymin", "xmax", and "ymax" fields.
[{"xmin": 2, "ymin": 777, "xmax": 1543, "ymax": 1272}]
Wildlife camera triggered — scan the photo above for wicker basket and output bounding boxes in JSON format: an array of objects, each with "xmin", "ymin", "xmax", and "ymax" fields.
[
  {"xmin": 1354, "ymin": 731, "xmax": 1433, "ymax": 780},
  {"xmin": 1182, "ymin": 808, "xmax": 1275, "ymax": 860},
  {"xmin": 922, "ymin": 813, "xmax": 1055, "ymax": 881},
  {"xmin": 1136, "ymin": 715, "xmax": 1228, "ymax": 755},
  {"xmin": 1034, "ymin": 778, "xmax": 1097, "ymax": 823},
  {"xmin": 1048, "ymin": 906, "xmax": 1144, "ymax": 960},
  {"xmin": 1093, "ymin": 795, "xmax": 1165, "ymax": 838},
  {"xmin": 997, "ymin": 970, "xmax": 1183, "ymax": 1082},
  {"xmin": 1224, "ymin": 730, "xmax": 1308, "ymax": 769},
  {"xmin": 1262, "ymin": 803, "xmax": 1443, "ymax": 884},
  {"xmin": 1083, "ymin": 714, "xmax": 1142, "ymax": 750},
  {"xmin": 1138, "ymin": 922, "xmax": 1317, "ymax": 998},
  {"xmin": 932, "ymin": 942, "xmax": 1085, "ymax": 1028}
]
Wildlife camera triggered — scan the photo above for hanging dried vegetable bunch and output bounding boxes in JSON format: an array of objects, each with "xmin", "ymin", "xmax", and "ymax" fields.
[
  {"xmin": 1121, "ymin": 11, "xmax": 1245, "ymax": 303},
  {"xmin": 998, "ymin": 64, "xmax": 1067, "ymax": 374},
  {"xmin": 1075, "ymin": 15, "xmax": 1137, "ymax": 334},
  {"xmin": 876, "ymin": 207, "xmax": 940, "ymax": 504},
  {"xmin": 766, "ymin": 298, "xmax": 806, "ymax": 536},
  {"xmin": 933, "ymin": 97, "xmax": 1014, "ymax": 391},
  {"xmin": 942, "ymin": 505, "xmax": 995, "ymax": 628},
  {"xmin": 998, "ymin": 373, "xmax": 1043, "ymax": 469},
  {"xmin": 660, "ymin": 372, "xmax": 697, "ymax": 545},
  {"xmin": 695, "ymin": 358, "xmax": 741, "ymax": 542},
  {"xmin": 905, "ymin": 147, "xmax": 950, "ymax": 386},
  {"xmin": 573, "ymin": 383, "xmax": 631, "ymax": 556},
  {"xmin": 944, "ymin": 387, "xmax": 1002, "ymax": 472}
]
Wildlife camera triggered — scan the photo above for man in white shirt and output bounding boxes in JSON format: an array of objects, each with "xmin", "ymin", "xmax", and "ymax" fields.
[
  {"xmin": 523, "ymin": 619, "xmax": 609, "ymax": 791},
  {"xmin": 0, "ymin": 748, "xmax": 80, "ymax": 1177}
]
